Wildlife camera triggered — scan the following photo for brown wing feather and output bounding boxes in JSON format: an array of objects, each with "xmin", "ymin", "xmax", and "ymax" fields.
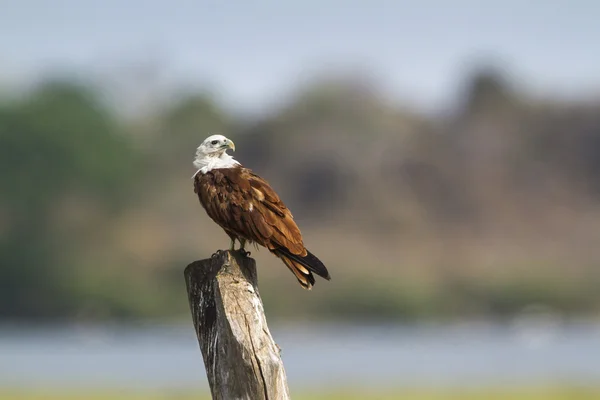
[
  {"xmin": 243, "ymin": 170, "xmax": 307, "ymax": 255},
  {"xmin": 193, "ymin": 167, "xmax": 304, "ymax": 252},
  {"xmin": 194, "ymin": 166, "xmax": 329, "ymax": 289}
]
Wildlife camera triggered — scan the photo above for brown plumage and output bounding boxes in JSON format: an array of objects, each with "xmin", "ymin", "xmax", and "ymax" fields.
[{"xmin": 194, "ymin": 165, "xmax": 331, "ymax": 289}]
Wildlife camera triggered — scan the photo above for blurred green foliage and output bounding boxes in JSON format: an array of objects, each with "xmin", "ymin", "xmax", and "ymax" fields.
[
  {"xmin": 2, "ymin": 67, "xmax": 600, "ymax": 322},
  {"xmin": 0, "ymin": 80, "xmax": 138, "ymax": 319}
]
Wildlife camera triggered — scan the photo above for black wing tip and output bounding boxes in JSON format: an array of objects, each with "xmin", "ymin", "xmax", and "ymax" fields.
[
  {"xmin": 275, "ymin": 247, "xmax": 331, "ymax": 281},
  {"xmin": 304, "ymin": 249, "xmax": 331, "ymax": 280}
]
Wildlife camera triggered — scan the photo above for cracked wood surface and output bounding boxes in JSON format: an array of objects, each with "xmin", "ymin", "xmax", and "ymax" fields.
[{"xmin": 184, "ymin": 250, "xmax": 291, "ymax": 400}]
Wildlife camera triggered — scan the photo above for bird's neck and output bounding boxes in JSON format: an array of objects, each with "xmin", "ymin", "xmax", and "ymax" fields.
[{"xmin": 192, "ymin": 152, "xmax": 240, "ymax": 178}]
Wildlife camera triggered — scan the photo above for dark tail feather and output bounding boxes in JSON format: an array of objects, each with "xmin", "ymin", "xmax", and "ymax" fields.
[
  {"xmin": 278, "ymin": 256, "xmax": 316, "ymax": 290},
  {"xmin": 273, "ymin": 247, "xmax": 331, "ymax": 281}
]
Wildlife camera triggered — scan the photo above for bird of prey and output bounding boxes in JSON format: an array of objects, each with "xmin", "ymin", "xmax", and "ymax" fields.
[{"xmin": 192, "ymin": 134, "xmax": 331, "ymax": 289}]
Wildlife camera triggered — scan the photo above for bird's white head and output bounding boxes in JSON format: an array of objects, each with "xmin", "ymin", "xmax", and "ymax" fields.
[
  {"xmin": 192, "ymin": 134, "xmax": 240, "ymax": 177},
  {"xmin": 197, "ymin": 134, "xmax": 235, "ymax": 155}
]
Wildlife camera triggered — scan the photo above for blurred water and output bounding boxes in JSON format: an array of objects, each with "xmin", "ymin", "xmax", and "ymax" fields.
[{"xmin": 1, "ymin": 321, "xmax": 599, "ymax": 389}]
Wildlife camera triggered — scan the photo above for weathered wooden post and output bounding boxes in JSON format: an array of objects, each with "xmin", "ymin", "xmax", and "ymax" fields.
[{"xmin": 184, "ymin": 249, "xmax": 291, "ymax": 400}]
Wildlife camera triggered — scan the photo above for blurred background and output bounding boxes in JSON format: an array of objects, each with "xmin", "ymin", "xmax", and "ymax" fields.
[{"xmin": 2, "ymin": 1, "xmax": 600, "ymax": 399}]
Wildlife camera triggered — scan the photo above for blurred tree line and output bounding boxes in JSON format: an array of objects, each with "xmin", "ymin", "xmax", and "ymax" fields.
[
  {"xmin": 1, "ymin": 66, "xmax": 600, "ymax": 322},
  {"xmin": 0, "ymin": 80, "xmax": 139, "ymax": 319}
]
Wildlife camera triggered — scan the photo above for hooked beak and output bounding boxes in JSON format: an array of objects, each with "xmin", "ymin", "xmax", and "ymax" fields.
[{"xmin": 223, "ymin": 139, "xmax": 235, "ymax": 152}]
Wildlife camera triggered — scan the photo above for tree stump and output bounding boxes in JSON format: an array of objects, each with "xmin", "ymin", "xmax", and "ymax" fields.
[{"xmin": 184, "ymin": 250, "xmax": 290, "ymax": 400}]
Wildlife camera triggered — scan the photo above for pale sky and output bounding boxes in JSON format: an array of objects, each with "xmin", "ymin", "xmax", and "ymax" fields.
[{"xmin": 2, "ymin": 0, "xmax": 599, "ymax": 113}]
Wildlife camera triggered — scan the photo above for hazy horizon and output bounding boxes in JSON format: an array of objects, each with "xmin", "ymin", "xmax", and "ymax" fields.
[{"xmin": 2, "ymin": 0, "xmax": 600, "ymax": 114}]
